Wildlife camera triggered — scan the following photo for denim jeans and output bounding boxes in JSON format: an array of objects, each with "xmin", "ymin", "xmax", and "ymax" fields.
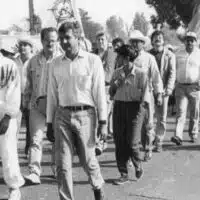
[
  {"xmin": 154, "ymin": 96, "xmax": 169, "ymax": 145},
  {"xmin": 113, "ymin": 101, "xmax": 144, "ymax": 176},
  {"xmin": 28, "ymin": 108, "xmax": 55, "ymax": 176},
  {"xmin": 175, "ymin": 84, "xmax": 200, "ymax": 140},
  {"xmin": 54, "ymin": 107, "xmax": 104, "ymax": 200}
]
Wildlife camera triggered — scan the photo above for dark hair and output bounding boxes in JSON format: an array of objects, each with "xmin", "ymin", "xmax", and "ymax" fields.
[
  {"xmin": 116, "ymin": 44, "xmax": 138, "ymax": 62},
  {"xmin": 112, "ymin": 37, "xmax": 124, "ymax": 46},
  {"xmin": 58, "ymin": 21, "xmax": 82, "ymax": 38},
  {"xmin": 151, "ymin": 30, "xmax": 164, "ymax": 42},
  {"xmin": 96, "ymin": 31, "xmax": 107, "ymax": 39},
  {"xmin": 41, "ymin": 27, "xmax": 58, "ymax": 41}
]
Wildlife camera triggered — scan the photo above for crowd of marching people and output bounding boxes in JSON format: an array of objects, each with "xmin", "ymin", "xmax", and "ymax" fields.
[{"xmin": 0, "ymin": 19, "xmax": 200, "ymax": 200}]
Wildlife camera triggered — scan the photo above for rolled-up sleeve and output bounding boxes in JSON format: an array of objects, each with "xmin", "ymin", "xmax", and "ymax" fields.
[
  {"xmin": 149, "ymin": 56, "xmax": 164, "ymax": 94},
  {"xmin": 46, "ymin": 64, "xmax": 58, "ymax": 123},
  {"xmin": 92, "ymin": 56, "xmax": 107, "ymax": 121},
  {"xmin": 0, "ymin": 63, "xmax": 21, "ymax": 118}
]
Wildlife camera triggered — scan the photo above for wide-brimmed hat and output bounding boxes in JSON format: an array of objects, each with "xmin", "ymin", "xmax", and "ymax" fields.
[
  {"xmin": 17, "ymin": 37, "xmax": 34, "ymax": 47},
  {"xmin": 184, "ymin": 31, "xmax": 197, "ymax": 41},
  {"xmin": 129, "ymin": 30, "xmax": 147, "ymax": 43}
]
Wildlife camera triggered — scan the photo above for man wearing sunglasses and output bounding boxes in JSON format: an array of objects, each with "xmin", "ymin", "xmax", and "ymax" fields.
[{"xmin": 171, "ymin": 31, "xmax": 200, "ymax": 145}]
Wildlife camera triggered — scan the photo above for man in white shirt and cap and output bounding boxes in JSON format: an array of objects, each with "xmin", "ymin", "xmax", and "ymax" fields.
[
  {"xmin": 171, "ymin": 31, "xmax": 200, "ymax": 145},
  {"xmin": 15, "ymin": 37, "xmax": 34, "ymax": 156}
]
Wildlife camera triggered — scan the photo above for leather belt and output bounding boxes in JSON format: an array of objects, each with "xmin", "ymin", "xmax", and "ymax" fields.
[{"xmin": 60, "ymin": 105, "xmax": 93, "ymax": 112}]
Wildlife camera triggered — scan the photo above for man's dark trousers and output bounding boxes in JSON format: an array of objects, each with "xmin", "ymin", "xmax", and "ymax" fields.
[{"xmin": 113, "ymin": 101, "xmax": 145, "ymax": 176}]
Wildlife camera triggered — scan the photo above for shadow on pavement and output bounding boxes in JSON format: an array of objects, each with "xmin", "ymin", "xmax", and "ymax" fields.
[{"xmin": 163, "ymin": 144, "xmax": 200, "ymax": 151}]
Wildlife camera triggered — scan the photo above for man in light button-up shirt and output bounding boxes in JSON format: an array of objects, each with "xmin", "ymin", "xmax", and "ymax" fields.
[
  {"xmin": 24, "ymin": 27, "xmax": 61, "ymax": 184},
  {"xmin": 46, "ymin": 21, "xmax": 107, "ymax": 200},
  {"xmin": 171, "ymin": 32, "xmax": 200, "ymax": 145}
]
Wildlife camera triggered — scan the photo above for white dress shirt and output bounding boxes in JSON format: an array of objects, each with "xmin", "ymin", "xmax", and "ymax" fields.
[
  {"xmin": 47, "ymin": 49, "xmax": 107, "ymax": 123},
  {"xmin": 176, "ymin": 47, "xmax": 200, "ymax": 84}
]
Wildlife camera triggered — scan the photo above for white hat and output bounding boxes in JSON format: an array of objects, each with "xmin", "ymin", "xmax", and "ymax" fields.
[
  {"xmin": 17, "ymin": 36, "xmax": 34, "ymax": 47},
  {"xmin": 185, "ymin": 31, "xmax": 197, "ymax": 41},
  {"xmin": 129, "ymin": 30, "xmax": 146, "ymax": 43}
]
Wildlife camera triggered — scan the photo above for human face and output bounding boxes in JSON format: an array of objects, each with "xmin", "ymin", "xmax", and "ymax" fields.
[
  {"xmin": 18, "ymin": 42, "xmax": 32, "ymax": 57},
  {"xmin": 152, "ymin": 34, "xmax": 164, "ymax": 50},
  {"xmin": 59, "ymin": 29, "xmax": 79, "ymax": 55},
  {"xmin": 113, "ymin": 42, "xmax": 123, "ymax": 52},
  {"xmin": 96, "ymin": 35, "xmax": 108, "ymax": 51},
  {"xmin": 122, "ymin": 57, "xmax": 133, "ymax": 69},
  {"xmin": 129, "ymin": 39, "xmax": 144, "ymax": 52},
  {"xmin": 41, "ymin": 31, "xmax": 58, "ymax": 54},
  {"xmin": 185, "ymin": 37, "xmax": 196, "ymax": 52}
]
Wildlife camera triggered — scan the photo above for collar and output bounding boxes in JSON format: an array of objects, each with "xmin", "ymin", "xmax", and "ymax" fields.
[{"xmin": 62, "ymin": 49, "xmax": 86, "ymax": 60}]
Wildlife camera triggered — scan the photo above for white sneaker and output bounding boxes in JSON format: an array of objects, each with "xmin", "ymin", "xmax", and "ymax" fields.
[
  {"xmin": 8, "ymin": 188, "xmax": 21, "ymax": 200},
  {"xmin": 25, "ymin": 173, "xmax": 41, "ymax": 184}
]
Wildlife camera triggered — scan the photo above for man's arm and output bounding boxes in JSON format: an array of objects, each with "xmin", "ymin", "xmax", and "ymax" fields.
[
  {"xmin": 92, "ymin": 56, "xmax": 107, "ymax": 122},
  {"xmin": 166, "ymin": 52, "xmax": 176, "ymax": 95},
  {"xmin": 46, "ymin": 64, "xmax": 58, "ymax": 124}
]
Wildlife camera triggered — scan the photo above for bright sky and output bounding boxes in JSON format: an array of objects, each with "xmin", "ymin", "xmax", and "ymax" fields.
[{"xmin": 0, "ymin": 0, "xmax": 155, "ymax": 29}]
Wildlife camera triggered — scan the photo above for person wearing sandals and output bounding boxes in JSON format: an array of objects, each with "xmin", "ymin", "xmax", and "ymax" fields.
[{"xmin": 171, "ymin": 31, "xmax": 200, "ymax": 145}]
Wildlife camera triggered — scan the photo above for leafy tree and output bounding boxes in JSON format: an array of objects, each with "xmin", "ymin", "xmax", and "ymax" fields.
[
  {"xmin": 106, "ymin": 15, "xmax": 128, "ymax": 40},
  {"xmin": 145, "ymin": 0, "xmax": 199, "ymax": 29},
  {"xmin": 79, "ymin": 9, "xmax": 104, "ymax": 42},
  {"xmin": 132, "ymin": 12, "xmax": 149, "ymax": 36}
]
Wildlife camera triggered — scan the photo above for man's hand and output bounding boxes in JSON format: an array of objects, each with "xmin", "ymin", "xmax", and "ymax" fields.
[
  {"xmin": 0, "ymin": 114, "xmax": 11, "ymax": 135},
  {"xmin": 97, "ymin": 123, "xmax": 107, "ymax": 141},
  {"xmin": 164, "ymin": 89, "xmax": 173, "ymax": 96},
  {"xmin": 156, "ymin": 93, "xmax": 163, "ymax": 106},
  {"xmin": 46, "ymin": 123, "xmax": 55, "ymax": 143}
]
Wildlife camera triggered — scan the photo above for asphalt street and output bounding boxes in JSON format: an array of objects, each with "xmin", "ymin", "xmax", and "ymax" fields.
[{"xmin": 1, "ymin": 117, "xmax": 200, "ymax": 200}]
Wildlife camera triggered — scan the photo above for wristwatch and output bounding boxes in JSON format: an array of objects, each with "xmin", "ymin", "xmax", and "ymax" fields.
[{"xmin": 98, "ymin": 120, "xmax": 107, "ymax": 125}]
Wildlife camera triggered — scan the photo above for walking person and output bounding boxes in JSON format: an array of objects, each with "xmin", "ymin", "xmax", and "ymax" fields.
[
  {"xmin": 149, "ymin": 30, "xmax": 176, "ymax": 152},
  {"xmin": 15, "ymin": 37, "xmax": 34, "ymax": 156},
  {"xmin": 24, "ymin": 27, "xmax": 61, "ymax": 184},
  {"xmin": 46, "ymin": 21, "xmax": 107, "ymax": 200},
  {"xmin": 0, "ymin": 49, "xmax": 25, "ymax": 200},
  {"xmin": 128, "ymin": 30, "xmax": 163, "ymax": 161},
  {"xmin": 94, "ymin": 31, "xmax": 116, "ymax": 154},
  {"xmin": 171, "ymin": 32, "xmax": 200, "ymax": 145}
]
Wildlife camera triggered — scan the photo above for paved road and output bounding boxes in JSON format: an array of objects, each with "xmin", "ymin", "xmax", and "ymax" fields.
[{"xmin": 1, "ymin": 117, "xmax": 200, "ymax": 200}]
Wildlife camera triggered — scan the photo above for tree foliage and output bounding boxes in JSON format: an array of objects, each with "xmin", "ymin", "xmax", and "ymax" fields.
[
  {"xmin": 79, "ymin": 9, "xmax": 104, "ymax": 42},
  {"xmin": 146, "ymin": 0, "xmax": 198, "ymax": 29},
  {"xmin": 132, "ymin": 12, "xmax": 149, "ymax": 36},
  {"xmin": 106, "ymin": 15, "xmax": 128, "ymax": 40}
]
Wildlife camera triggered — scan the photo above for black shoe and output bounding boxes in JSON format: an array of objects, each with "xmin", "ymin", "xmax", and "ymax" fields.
[
  {"xmin": 94, "ymin": 188, "xmax": 105, "ymax": 200},
  {"xmin": 153, "ymin": 145, "xmax": 163, "ymax": 153},
  {"xmin": 190, "ymin": 137, "xmax": 198, "ymax": 143},
  {"xmin": 135, "ymin": 164, "xmax": 143, "ymax": 179},
  {"xmin": 113, "ymin": 175, "xmax": 129, "ymax": 185},
  {"xmin": 171, "ymin": 136, "xmax": 182, "ymax": 146}
]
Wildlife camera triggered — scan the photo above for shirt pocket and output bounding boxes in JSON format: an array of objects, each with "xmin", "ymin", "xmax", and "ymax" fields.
[{"xmin": 76, "ymin": 75, "xmax": 92, "ymax": 91}]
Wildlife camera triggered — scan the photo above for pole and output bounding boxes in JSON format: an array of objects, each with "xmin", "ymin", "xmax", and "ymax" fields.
[{"xmin": 29, "ymin": 0, "xmax": 35, "ymax": 35}]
